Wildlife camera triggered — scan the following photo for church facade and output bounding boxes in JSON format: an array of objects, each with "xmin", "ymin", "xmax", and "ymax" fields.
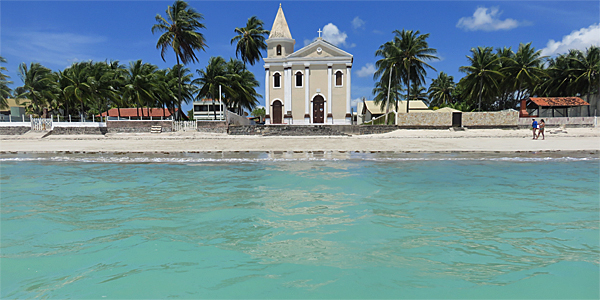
[{"xmin": 264, "ymin": 5, "xmax": 353, "ymax": 125}]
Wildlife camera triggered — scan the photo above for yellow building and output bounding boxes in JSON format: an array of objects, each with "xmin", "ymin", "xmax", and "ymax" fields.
[{"xmin": 264, "ymin": 4, "xmax": 353, "ymax": 125}]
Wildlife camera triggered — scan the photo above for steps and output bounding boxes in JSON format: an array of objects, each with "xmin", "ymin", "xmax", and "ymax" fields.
[{"xmin": 150, "ymin": 126, "xmax": 162, "ymax": 134}]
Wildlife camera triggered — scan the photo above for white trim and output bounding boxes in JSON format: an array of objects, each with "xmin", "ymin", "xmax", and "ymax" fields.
[
  {"xmin": 264, "ymin": 58, "xmax": 352, "ymax": 64},
  {"xmin": 272, "ymin": 71, "xmax": 282, "ymax": 89},
  {"xmin": 294, "ymin": 70, "xmax": 304, "ymax": 88},
  {"xmin": 287, "ymin": 39, "xmax": 354, "ymax": 58},
  {"xmin": 265, "ymin": 68, "xmax": 270, "ymax": 117},
  {"xmin": 270, "ymin": 98, "xmax": 284, "ymax": 107},
  {"xmin": 334, "ymin": 69, "xmax": 344, "ymax": 87}
]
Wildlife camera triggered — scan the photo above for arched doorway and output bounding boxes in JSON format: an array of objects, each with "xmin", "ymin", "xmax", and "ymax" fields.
[
  {"xmin": 313, "ymin": 95, "xmax": 325, "ymax": 123},
  {"xmin": 272, "ymin": 100, "xmax": 283, "ymax": 124}
]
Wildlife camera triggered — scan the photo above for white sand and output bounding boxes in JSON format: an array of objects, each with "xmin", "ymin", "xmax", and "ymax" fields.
[{"xmin": 1, "ymin": 128, "xmax": 599, "ymax": 153}]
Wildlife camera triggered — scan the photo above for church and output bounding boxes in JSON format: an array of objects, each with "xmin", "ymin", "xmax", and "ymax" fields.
[{"xmin": 264, "ymin": 4, "xmax": 353, "ymax": 125}]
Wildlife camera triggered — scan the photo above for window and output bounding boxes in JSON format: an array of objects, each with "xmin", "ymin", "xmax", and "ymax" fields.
[
  {"xmin": 194, "ymin": 105, "xmax": 208, "ymax": 112},
  {"xmin": 273, "ymin": 72, "xmax": 281, "ymax": 88},
  {"xmin": 276, "ymin": 45, "xmax": 282, "ymax": 56},
  {"xmin": 295, "ymin": 71, "xmax": 303, "ymax": 87},
  {"xmin": 335, "ymin": 71, "xmax": 343, "ymax": 86}
]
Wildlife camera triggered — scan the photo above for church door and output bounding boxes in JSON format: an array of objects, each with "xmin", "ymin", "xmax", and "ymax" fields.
[
  {"xmin": 272, "ymin": 100, "xmax": 283, "ymax": 124},
  {"xmin": 313, "ymin": 96, "xmax": 325, "ymax": 123}
]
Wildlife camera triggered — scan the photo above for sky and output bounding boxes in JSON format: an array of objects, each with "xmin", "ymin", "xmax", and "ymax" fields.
[{"xmin": 2, "ymin": 0, "xmax": 599, "ymax": 112}]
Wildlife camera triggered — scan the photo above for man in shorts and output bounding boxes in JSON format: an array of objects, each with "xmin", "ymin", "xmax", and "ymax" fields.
[{"xmin": 532, "ymin": 119, "xmax": 538, "ymax": 139}]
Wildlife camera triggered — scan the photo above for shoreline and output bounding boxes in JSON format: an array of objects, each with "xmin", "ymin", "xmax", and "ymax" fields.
[{"xmin": 1, "ymin": 128, "xmax": 599, "ymax": 154}]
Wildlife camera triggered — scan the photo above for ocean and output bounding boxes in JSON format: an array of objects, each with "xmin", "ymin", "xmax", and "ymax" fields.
[{"xmin": 1, "ymin": 152, "xmax": 598, "ymax": 299}]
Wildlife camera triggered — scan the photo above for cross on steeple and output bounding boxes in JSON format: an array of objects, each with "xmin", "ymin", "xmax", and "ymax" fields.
[{"xmin": 318, "ymin": 28, "xmax": 322, "ymax": 38}]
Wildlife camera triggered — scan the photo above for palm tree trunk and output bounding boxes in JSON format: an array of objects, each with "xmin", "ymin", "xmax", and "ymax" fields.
[
  {"xmin": 478, "ymin": 76, "xmax": 483, "ymax": 112},
  {"xmin": 176, "ymin": 56, "xmax": 183, "ymax": 121},
  {"xmin": 385, "ymin": 65, "xmax": 393, "ymax": 125},
  {"xmin": 406, "ymin": 67, "xmax": 411, "ymax": 113}
]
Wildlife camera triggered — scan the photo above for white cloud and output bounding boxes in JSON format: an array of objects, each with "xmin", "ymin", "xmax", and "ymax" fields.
[
  {"xmin": 372, "ymin": 30, "xmax": 384, "ymax": 35},
  {"xmin": 457, "ymin": 7, "xmax": 520, "ymax": 31},
  {"xmin": 356, "ymin": 63, "xmax": 376, "ymax": 78},
  {"xmin": 304, "ymin": 38, "xmax": 315, "ymax": 47},
  {"xmin": 322, "ymin": 23, "xmax": 348, "ymax": 47},
  {"xmin": 352, "ymin": 17, "xmax": 365, "ymax": 29},
  {"xmin": 351, "ymin": 98, "xmax": 362, "ymax": 108},
  {"xmin": 541, "ymin": 23, "xmax": 600, "ymax": 56},
  {"xmin": 3, "ymin": 30, "xmax": 107, "ymax": 68}
]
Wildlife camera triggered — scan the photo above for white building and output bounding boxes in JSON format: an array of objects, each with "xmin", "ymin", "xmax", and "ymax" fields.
[
  {"xmin": 264, "ymin": 4, "xmax": 353, "ymax": 125},
  {"xmin": 192, "ymin": 99, "xmax": 225, "ymax": 120}
]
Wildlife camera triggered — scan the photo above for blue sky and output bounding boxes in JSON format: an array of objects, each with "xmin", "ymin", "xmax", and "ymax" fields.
[{"xmin": 2, "ymin": 1, "xmax": 599, "ymax": 112}]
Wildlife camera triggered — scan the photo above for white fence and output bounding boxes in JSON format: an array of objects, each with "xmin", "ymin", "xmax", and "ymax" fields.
[
  {"xmin": 172, "ymin": 121, "xmax": 197, "ymax": 132},
  {"xmin": 31, "ymin": 118, "xmax": 53, "ymax": 131}
]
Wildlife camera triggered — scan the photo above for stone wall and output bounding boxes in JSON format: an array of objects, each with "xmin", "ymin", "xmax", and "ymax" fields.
[
  {"xmin": 228, "ymin": 125, "xmax": 399, "ymax": 136},
  {"xmin": 106, "ymin": 120, "xmax": 227, "ymax": 133},
  {"xmin": 107, "ymin": 120, "xmax": 173, "ymax": 133},
  {"xmin": 0, "ymin": 126, "xmax": 30, "ymax": 135},
  {"xmin": 462, "ymin": 110, "xmax": 519, "ymax": 128},
  {"xmin": 51, "ymin": 127, "xmax": 108, "ymax": 135},
  {"xmin": 396, "ymin": 112, "xmax": 452, "ymax": 128},
  {"xmin": 197, "ymin": 121, "xmax": 227, "ymax": 133},
  {"xmin": 518, "ymin": 117, "xmax": 597, "ymax": 128}
]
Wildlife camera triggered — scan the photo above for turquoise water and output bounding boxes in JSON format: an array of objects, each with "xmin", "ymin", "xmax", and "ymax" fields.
[{"xmin": 1, "ymin": 153, "xmax": 599, "ymax": 299}]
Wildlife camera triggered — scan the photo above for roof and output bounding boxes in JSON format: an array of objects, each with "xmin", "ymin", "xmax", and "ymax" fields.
[
  {"xmin": 5, "ymin": 98, "xmax": 29, "ymax": 108},
  {"xmin": 193, "ymin": 99, "xmax": 223, "ymax": 103},
  {"xmin": 287, "ymin": 38, "xmax": 353, "ymax": 59},
  {"xmin": 98, "ymin": 108, "xmax": 179, "ymax": 117},
  {"xmin": 363, "ymin": 100, "xmax": 430, "ymax": 114},
  {"xmin": 528, "ymin": 97, "xmax": 589, "ymax": 107},
  {"xmin": 268, "ymin": 4, "xmax": 293, "ymax": 39},
  {"xmin": 434, "ymin": 107, "xmax": 461, "ymax": 113}
]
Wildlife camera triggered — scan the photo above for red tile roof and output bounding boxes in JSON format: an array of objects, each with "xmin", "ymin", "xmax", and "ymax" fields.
[
  {"xmin": 528, "ymin": 97, "xmax": 589, "ymax": 107},
  {"xmin": 98, "ymin": 108, "xmax": 179, "ymax": 117}
]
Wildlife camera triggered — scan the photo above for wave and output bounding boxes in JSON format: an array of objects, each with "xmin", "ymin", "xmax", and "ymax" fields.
[{"xmin": 0, "ymin": 154, "xmax": 597, "ymax": 164}]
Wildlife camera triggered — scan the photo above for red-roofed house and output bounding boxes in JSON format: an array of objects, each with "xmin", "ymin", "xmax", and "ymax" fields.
[
  {"xmin": 520, "ymin": 97, "xmax": 590, "ymax": 118},
  {"xmin": 97, "ymin": 108, "xmax": 188, "ymax": 120}
]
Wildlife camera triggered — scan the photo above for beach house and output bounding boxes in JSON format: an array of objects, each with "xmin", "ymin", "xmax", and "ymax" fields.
[{"xmin": 263, "ymin": 4, "xmax": 353, "ymax": 125}]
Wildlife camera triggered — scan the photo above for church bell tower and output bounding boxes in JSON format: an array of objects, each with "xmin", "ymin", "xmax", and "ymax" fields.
[{"xmin": 266, "ymin": 4, "xmax": 295, "ymax": 58}]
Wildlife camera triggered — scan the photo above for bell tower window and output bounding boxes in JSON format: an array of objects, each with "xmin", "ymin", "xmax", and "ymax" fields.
[
  {"xmin": 276, "ymin": 45, "xmax": 282, "ymax": 56},
  {"xmin": 273, "ymin": 72, "xmax": 281, "ymax": 88}
]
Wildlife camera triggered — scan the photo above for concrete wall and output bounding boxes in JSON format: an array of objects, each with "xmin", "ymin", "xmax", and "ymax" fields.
[
  {"xmin": 518, "ymin": 117, "xmax": 597, "ymax": 127},
  {"xmin": 462, "ymin": 110, "xmax": 519, "ymax": 128}
]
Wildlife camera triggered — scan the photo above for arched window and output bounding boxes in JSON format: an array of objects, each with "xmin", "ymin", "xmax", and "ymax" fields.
[
  {"xmin": 273, "ymin": 72, "xmax": 281, "ymax": 88},
  {"xmin": 295, "ymin": 71, "xmax": 303, "ymax": 87},
  {"xmin": 276, "ymin": 45, "xmax": 282, "ymax": 56},
  {"xmin": 335, "ymin": 70, "xmax": 343, "ymax": 86}
]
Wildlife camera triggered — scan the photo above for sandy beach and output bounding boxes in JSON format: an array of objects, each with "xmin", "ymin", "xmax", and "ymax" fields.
[{"xmin": 1, "ymin": 128, "xmax": 599, "ymax": 154}]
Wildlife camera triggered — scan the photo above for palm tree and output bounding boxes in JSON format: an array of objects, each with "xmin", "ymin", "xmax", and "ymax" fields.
[
  {"xmin": 152, "ymin": 0, "xmax": 207, "ymax": 120},
  {"xmin": 393, "ymin": 29, "xmax": 438, "ymax": 113},
  {"xmin": 0, "ymin": 56, "xmax": 12, "ymax": 109},
  {"xmin": 15, "ymin": 62, "xmax": 59, "ymax": 117},
  {"xmin": 163, "ymin": 64, "xmax": 196, "ymax": 118},
  {"xmin": 427, "ymin": 72, "xmax": 455, "ymax": 107},
  {"xmin": 571, "ymin": 46, "xmax": 600, "ymax": 109},
  {"xmin": 224, "ymin": 58, "xmax": 260, "ymax": 113},
  {"xmin": 122, "ymin": 60, "xmax": 161, "ymax": 119},
  {"xmin": 459, "ymin": 46, "xmax": 503, "ymax": 111},
  {"xmin": 61, "ymin": 62, "xmax": 94, "ymax": 119},
  {"xmin": 502, "ymin": 43, "xmax": 546, "ymax": 107},
  {"xmin": 231, "ymin": 16, "xmax": 270, "ymax": 66},
  {"xmin": 194, "ymin": 56, "xmax": 230, "ymax": 120}
]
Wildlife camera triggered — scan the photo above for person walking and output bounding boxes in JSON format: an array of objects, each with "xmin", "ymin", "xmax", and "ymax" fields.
[
  {"xmin": 532, "ymin": 119, "xmax": 538, "ymax": 139},
  {"xmin": 537, "ymin": 119, "xmax": 545, "ymax": 140}
]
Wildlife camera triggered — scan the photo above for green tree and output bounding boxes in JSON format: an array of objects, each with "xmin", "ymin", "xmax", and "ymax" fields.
[
  {"xmin": 194, "ymin": 56, "xmax": 229, "ymax": 120},
  {"xmin": 251, "ymin": 106, "xmax": 265, "ymax": 122},
  {"xmin": 502, "ymin": 42, "xmax": 546, "ymax": 107},
  {"xmin": 122, "ymin": 60, "xmax": 161, "ymax": 118},
  {"xmin": 571, "ymin": 46, "xmax": 600, "ymax": 106},
  {"xmin": 223, "ymin": 58, "xmax": 260, "ymax": 113},
  {"xmin": 15, "ymin": 62, "xmax": 59, "ymax": 117},
  {"xmin": 393, "ymin": 29, "xmax": 438, "ymax": 112},
  {"xmin": 459, "ymin": 46, "xmax": 503, "ymax": 111},
  {"xmin": 61, "ymin": 62, "xmax": 94, "ymax": 119},
  {"xmin": 0, "ymin": 56, "xmax": 12, "ymax": 109},
  {"xmin": 231, "ymin": 16, "xmax": 270, "ymax": 66},
  {"xmin": 427, "ymin": 72, "xmax": 455, "ymax": 107},
  {"xmin": 152, "ymin": 0, "xmax": 207, "ymax": 119}
]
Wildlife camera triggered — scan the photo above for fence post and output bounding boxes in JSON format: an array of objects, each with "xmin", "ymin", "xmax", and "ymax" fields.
[
  {"xmin": 22, "ymin": 114, "xmax": 24, "ymax": 122},
  {"xmin": 9, "ymin": 114, "xmax": 11, "ymax": 122}
]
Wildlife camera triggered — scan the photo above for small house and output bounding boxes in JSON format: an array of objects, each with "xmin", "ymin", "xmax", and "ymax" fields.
[{"xmin": 520, "ymin": 97, "xmax": 590, "ymax": 118}]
